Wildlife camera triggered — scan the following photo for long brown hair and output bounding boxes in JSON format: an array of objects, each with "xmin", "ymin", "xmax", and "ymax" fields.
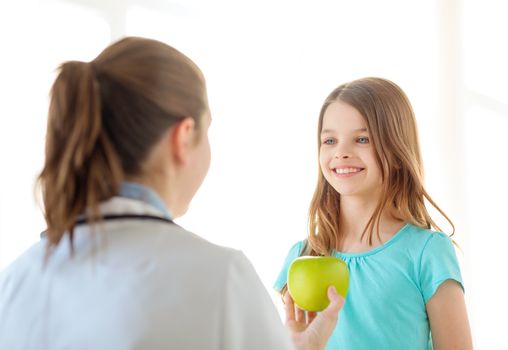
[
  {"xmin": 307, "ymin": 77, "xmax": 454, "ymax": 256},
  {"xmin": 38, "ymin": 37, "xmax": 208, "ymax": 247}
]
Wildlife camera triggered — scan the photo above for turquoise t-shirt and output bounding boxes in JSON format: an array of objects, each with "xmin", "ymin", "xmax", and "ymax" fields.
[{"xmin": 273, "ymin": 224, "xmax": 464, "ymax": 350}]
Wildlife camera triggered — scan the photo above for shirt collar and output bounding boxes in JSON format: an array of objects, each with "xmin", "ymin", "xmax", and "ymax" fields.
[{"xmin": 118, "ymin": 181, "xmax": 173, "ymax": 220}]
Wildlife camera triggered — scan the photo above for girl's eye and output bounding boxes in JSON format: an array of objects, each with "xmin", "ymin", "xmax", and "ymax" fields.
[
  {"xmin": 323, "ymin": 138, "xmax": 336, "ymax": 145},
  {"xmin": 357, "ymin": 137, "xmax": 369, "ymax": 144}
]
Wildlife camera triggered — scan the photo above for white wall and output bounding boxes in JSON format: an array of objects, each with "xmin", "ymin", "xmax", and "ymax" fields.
[{"xmin": 0, "ymin": 0, "xmax": 506, "ymax": 347}]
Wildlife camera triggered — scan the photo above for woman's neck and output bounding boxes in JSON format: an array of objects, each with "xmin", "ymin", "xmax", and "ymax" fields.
[{"xmin": 125, "ymin": 173, "xmax": 176, "ymax": 216}]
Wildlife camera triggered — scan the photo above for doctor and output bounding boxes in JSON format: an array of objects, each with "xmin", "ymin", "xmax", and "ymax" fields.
[{"xmin": 0, "ymin": 37, "xmax": 343, "ymax": 349}]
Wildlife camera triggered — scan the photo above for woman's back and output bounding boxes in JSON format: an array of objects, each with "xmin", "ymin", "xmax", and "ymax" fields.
[{"xmin": 0, "ymin": 197, "xmax": 292, "ymax": 349}]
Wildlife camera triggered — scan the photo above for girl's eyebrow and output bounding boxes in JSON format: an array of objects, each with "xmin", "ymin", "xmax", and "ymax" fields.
[{"xmin": 321, "ymin": 127, "xmax": 368, "ymax": 134}]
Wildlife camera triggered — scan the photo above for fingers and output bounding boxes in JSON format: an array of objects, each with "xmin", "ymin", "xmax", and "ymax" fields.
[
  {"xmin": 286, "ymin": 286, "xmax": 345, "ymax": 350},
  {"xmin": 295, "ymin": 305, "xmax": 305, "ymax": 323},
  {"xmin": 308, "ymin": 287, "xmax": 344, "ymax": 341},
  {"xmin": 284, "ymin": 291, "xmax": 295, "ymax": 323},
  {"xmin": 290, "ymin": 286, "xmax": 344, "ymax": 350},
  {"xmin": 284, "ymin": 291, "xmax": 307, "ymax": 324},
  {"xmin": 306, "ymin": 311, "xmax": 317, "ymax": 324},
  {"xmin": 323, "ymin": 286, "xmax": 345, "ymax": 318}
]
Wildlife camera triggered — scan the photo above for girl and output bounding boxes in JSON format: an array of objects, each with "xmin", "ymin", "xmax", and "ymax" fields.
[
  {"xmin": 0, "ymin": 37, "xmax": 342, "ymax": 350},
  {"xmin": 274, "ymin": 77, "xmax": 473, "ymax": 349}
]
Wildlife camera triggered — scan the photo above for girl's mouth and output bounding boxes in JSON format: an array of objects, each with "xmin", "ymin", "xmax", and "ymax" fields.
[{"xmin": 333, "ymin": 167, "xmax": 364, "ymax": 176}]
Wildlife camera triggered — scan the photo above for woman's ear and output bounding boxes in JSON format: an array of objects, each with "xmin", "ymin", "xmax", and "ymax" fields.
[{"xmin": 170, "ymin": 117, "xmax": 196, "ymax": 166}]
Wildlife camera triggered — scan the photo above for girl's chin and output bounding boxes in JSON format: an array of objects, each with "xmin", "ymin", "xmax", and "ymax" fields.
[{"xmin": 331, "ymin": 186, "xmax": 377, "ymax": 199}]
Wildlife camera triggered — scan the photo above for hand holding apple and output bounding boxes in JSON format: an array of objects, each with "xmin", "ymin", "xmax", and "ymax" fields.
[
  {"xmin": 288, "ymin": 256, "xmax": 349, "ymax": 312},
  {"xmin": 284, "ymin": 286, "xmax": 344, "ymax": 350}
]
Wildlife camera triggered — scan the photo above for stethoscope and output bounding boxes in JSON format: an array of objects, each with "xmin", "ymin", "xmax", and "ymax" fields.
[{"xmin": 40, "ymin": 214, "xmax": 175, "ymax": 239}]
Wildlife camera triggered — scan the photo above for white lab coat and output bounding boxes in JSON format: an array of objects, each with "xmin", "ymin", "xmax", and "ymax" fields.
[{"xmin": 0, "ymin": 197, "xmax": 294, "ymax": 350}]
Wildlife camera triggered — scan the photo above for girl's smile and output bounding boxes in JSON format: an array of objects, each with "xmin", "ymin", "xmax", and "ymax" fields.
[{"xmin": 331, "ymin": 166, "xmax": 365, "ymax": 177}]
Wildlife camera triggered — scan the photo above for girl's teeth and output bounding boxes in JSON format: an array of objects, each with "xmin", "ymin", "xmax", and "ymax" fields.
[{"xmin": 335, "ymin": 168, "xmax": 361, "ymax": 174}]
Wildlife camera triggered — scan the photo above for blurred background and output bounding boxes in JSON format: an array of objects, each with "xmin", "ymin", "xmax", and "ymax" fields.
[{"xmin": 0, "ymin": 0, "xmax": 506, "ymax": 347}]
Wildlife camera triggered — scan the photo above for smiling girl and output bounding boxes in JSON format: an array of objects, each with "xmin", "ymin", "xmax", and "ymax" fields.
[{"xmin": 274, "ymin": 77, "xmax": 473, "ymax": 349}]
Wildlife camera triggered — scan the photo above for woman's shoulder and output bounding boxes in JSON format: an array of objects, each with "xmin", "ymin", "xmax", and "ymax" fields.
[
  {"xmin": 1, "ymin": 240, "xmax": 46, "ymax": 271},
  {"xmin": 145, "ymin": 222, "xmax": 247, "ymax": 269},
  {"xmin": 0, "ymin": 240, "xmax": 46, "ymax": 296}
]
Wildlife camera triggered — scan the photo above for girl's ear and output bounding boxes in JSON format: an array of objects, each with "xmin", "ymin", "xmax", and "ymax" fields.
[{"xmin": 170, "ymin": 117, "xmax": 196, "ymax": 166}]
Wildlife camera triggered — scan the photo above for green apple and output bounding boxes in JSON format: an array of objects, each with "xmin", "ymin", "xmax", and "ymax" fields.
[{"xmin": 288, "ymin": 256, "xmax": 349, "ymax": 312}]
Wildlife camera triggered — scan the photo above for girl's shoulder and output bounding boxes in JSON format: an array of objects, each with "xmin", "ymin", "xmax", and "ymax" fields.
[
  {"xmin": 403, "ymin": 224, "xmax": 463, "ymax": 301},
  {"xmin": 400, "ymin": 223, "xmax": 456, "ymax": 256},
  {"xmin": 273, "ymin": 240, "xmax": 307, "ymax": 292},
  {"xmin": 286, "ymin": 239, "xmax": 308, "ymax": 258},
  {"xmin": 403, "ymin": 223, "xmax": 451, "ymax": 242}
]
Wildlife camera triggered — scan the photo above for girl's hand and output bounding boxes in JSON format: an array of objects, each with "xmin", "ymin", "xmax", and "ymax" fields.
[{"xmin": 284, "ymin": 286, "xmax": 344, "ymax": 350}]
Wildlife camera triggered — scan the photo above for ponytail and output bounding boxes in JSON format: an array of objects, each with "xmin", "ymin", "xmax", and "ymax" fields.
[{"xmin": 38, "ymin": 61, "xmax": 123, "ymax": 246}]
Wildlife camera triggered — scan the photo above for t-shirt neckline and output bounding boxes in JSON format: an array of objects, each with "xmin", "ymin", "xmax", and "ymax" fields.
[{"xmin": 332, "ymin": 223, "xmax": 411, "ymax": 258}]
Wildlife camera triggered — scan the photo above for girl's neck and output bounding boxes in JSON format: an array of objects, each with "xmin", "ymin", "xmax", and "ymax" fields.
[{"xmin": 337, "ymin": 196, "xmax": 404, "ymax": 249}]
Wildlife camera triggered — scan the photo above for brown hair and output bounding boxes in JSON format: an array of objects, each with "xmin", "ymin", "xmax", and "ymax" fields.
[
  {"xmin": 38, "ymin": 37, "xmax": 208, "ymax": 247},
  {"xmin": 307, "ymin": 77, "xmax": 454, "ymax": 256}
]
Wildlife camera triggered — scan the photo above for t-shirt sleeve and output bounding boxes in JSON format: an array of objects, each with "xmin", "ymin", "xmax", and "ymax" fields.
[
  {"xmin": 273, "ymin": 241, "xmax": 305, "ymax": 293},
  {"xmin": 419, "ymin": 232, "xmax": 464, "ymax": 303},
  {"xmin": 221, "ymin": 250, "xmax": 295, "ymax": 350}
]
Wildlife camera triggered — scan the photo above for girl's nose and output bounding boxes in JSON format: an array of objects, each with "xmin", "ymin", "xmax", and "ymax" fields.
[
  {"xmin": 334, "ymin": 146, "xmax": 352, "ymax": 159},
  {"xmin": 335, "ymin": 153, "xmax": 350, "ymax": 159}
]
